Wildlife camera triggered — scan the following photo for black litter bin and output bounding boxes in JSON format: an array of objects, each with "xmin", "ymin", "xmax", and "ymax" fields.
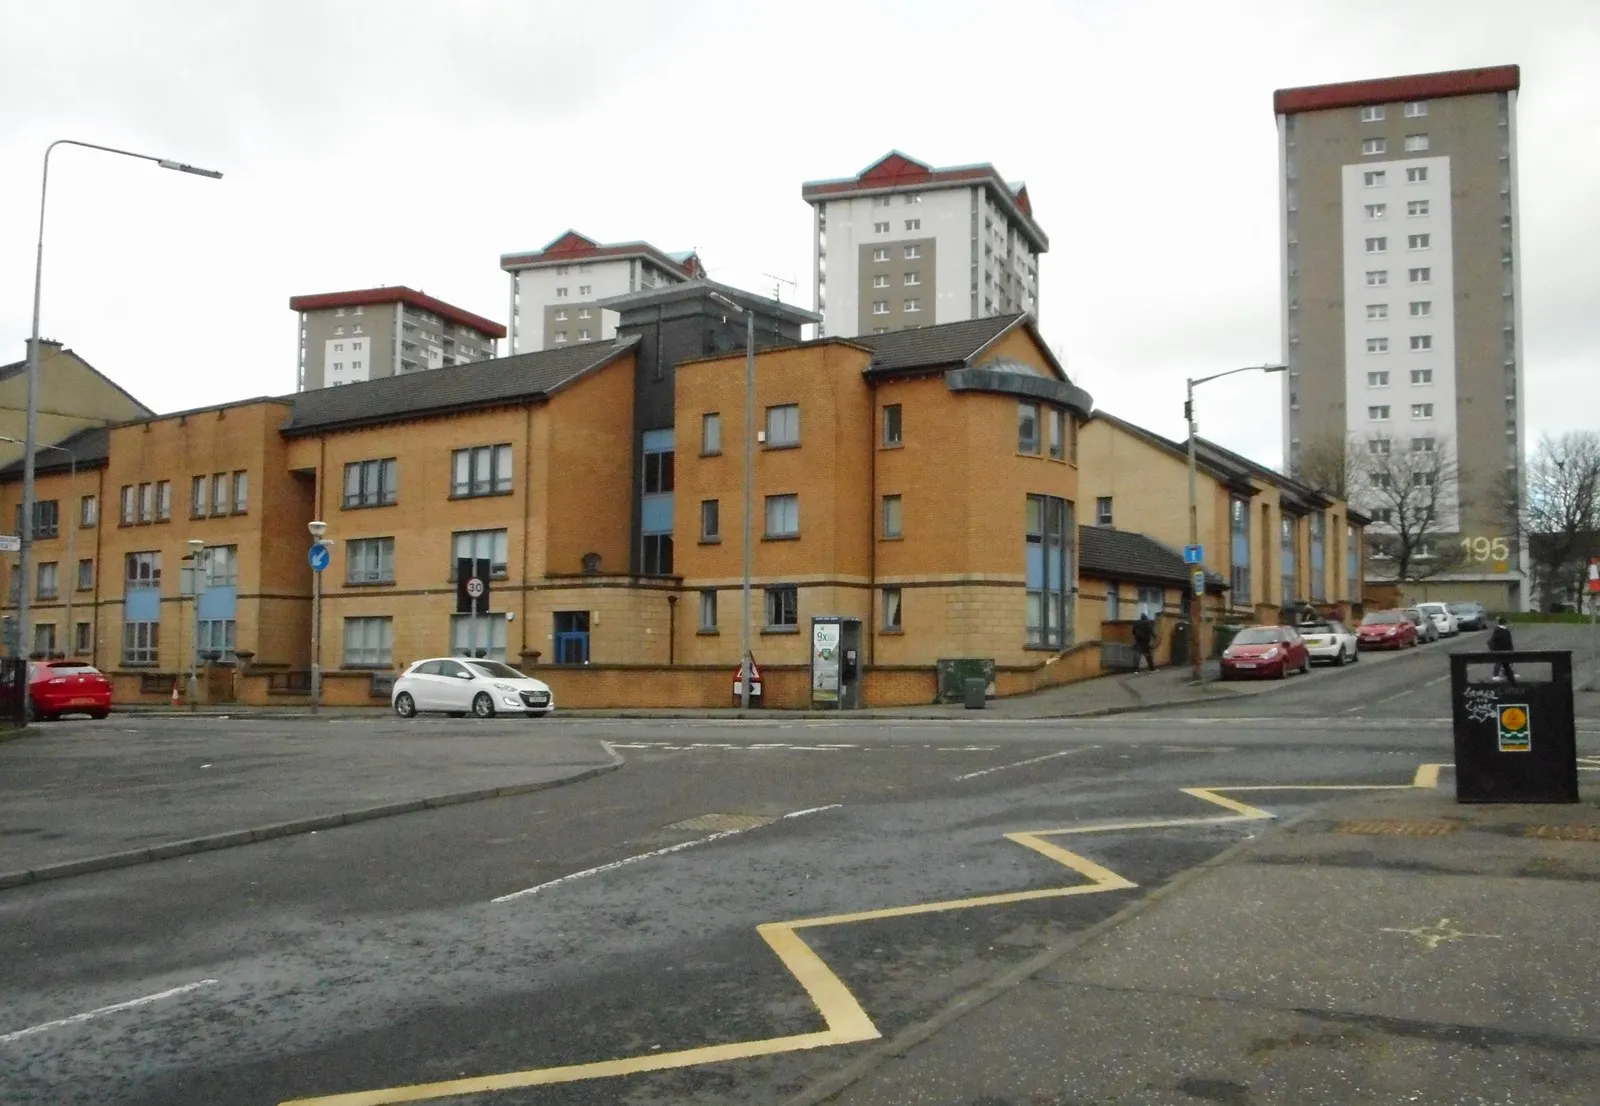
[
  {"xmin": 1449, "ymin": 650, "xmax": 1578, "ymax": 803},
  {"xmin": 963, "ymin": 677, "xmax": 987, "ymax": 710}
]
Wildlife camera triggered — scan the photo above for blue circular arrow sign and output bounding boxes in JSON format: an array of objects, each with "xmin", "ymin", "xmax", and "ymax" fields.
[{"xmin": 308, "ymin": 542, "xmax": 331, "ymax": 572}]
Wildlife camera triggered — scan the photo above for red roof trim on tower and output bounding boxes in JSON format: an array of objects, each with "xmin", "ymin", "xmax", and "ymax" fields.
[
  {"xmin": 287, "ymin": 287, "xmax": 506, "ymax": 337},
  {"xmin": 498, "ymin": 232, "xmax": 701, "ymax": 278},
  {"xmin": 1275, "ymin": 65, "xmax": 1520, "ymax": 115}
]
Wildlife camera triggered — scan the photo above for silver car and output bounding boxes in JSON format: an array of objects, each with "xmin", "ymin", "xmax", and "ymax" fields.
[
  {"xmin": 1404, "ymin": 608, "xmax": 1439, "ymax": 643},
  {"xmin": 392, "ymin": 657, "xmax": 556, "ymax": 718}
]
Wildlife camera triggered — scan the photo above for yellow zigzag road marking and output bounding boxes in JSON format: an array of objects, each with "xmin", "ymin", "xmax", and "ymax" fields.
[{"xmin": 281, "ymin": 776, "xmax": 1428, "ymax": 1105}]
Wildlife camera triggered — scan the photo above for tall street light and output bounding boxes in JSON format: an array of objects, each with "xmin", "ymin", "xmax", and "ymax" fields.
[
  {"xmin": 307, "ymin": 521, "xmax": 334, "ymax": 714},
  {"xmin": 18, "ymin": 140, "xmax": 222, "ymax": 658},
  {"xmin": 0, "ymin": 436, "xmax": 74, "ymax": 657},
  {"xmin": 707, "ymin": 291, "xmax": 756, "ymax": 709},
  {"xmin": 1185, "ymin": 363, "xmax": 1288, "ymax": 681},
  {"xmin": 185, "ymin": 538, "xmax": 205, "ymax": 708}
]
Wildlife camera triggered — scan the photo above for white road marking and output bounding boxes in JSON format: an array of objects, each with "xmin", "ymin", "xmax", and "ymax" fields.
[
  {"xmin": 493, "ymin": 804, "xmax": 840, "ymax": 904},
  {"xmin": 1, "ymin": 980, "xmax": 219, "ymax": 1044},
  {"xmin": 952, "ymin": 746, "xmax": 1099, "ymax": 781},
  {"xmin": 1345, "ymin": 670, "xmax": 1454, "ymax": 713}
]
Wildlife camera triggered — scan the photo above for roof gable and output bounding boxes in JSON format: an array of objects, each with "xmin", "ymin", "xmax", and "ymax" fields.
[
  {"xmin": 540, "ymin": 230, "xmax": 602, "ymax": 255},
  {"xmin": 858, "ymin": 151, "xmax": 935, "ymax": 184},
  {"xmin": 856, "ymin": 315, "xmax": 1022, "ymax": 373}
]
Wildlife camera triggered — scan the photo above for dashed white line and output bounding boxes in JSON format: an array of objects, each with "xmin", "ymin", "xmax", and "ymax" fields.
[
  {"xmin": 952, "ymin": 746, "xmax": 1099, "ymax": 781},
  {"xmin": 1, "ymin": 980, "xmax": 219, "ymax": 1044},
  {"xmin": 492, "ymin": 804, "xmax": 841, "ymax": 904}
]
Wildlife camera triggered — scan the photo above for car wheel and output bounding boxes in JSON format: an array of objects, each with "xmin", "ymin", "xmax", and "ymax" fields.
[
  {"xmin": 472, "ymin": 692, "xmax": 495, "ymax": 719},
  {"xmin": 1275, "ymin": 662, "xmax": 1289, "ymax": 680},
  {"xmin": 393, "ymin": 692, "xmax": 417, "ymax": 718},
  {"xmin": 1334, "ymin": 648, "xmax": 1347, "ymax": 667},
  {"xmin": 1300, "ymin": 657, "xmax": 1311, "ymax": 675},
  {"xmin": 88, "ymin": 709, "xmax": 109, "ymax": 720}
]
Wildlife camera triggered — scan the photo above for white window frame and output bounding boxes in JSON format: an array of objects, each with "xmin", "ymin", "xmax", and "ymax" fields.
[
  {"xmin": 1409, "ymin": 301, "xmax": 1432, "ymax": 317},
  {"xmin": 1412, "ymin": 403, "xmax": 1434, "ymax": 420},
  {"xmin": 1365, "ymin": 270, "xmax": 1388, "ymax": 287},
  {"xmin": 904, "ymin": 245, "xmax": 920, "ymax": 259},
  {"xmin": 904, "ymin": 219, "xmax": 920, "ymax": 231},
  {"xmin": 1404, "ymin": 134, "xmax": 1430, "ymax": 152},
  {"xmin": 343, "ymin": 616, "xmax": 394, "ymax": 667},
  {"xmin": 1364, "ymin": 237, "xmax": 1387, "ymax": 254},
  {"xmin": 1366, "ymin": 304, "xmax": 1388, "ymax": 320},
  {"xmin": 873, "ymin": 221, "xmax": 890, "ymax": 234},
  {"xmin": 1410, "ymin": 368, "xmax": 1434, "ymax": 385},
  {"xmin": 765, "ymin": 403, "xmax": 800, "ymax": 447},
  {"xmin": 872, "ymin": 274, "xmax": 889, "ymax": 288},
  {"xmin": 903, "ymin": 298, "xmax": 920, "ymax": 313},
  {"xmin": 872, "ymin": 248, "xmax": 889, "ymax": 262},
  {"xmin": 1368, "ymin": 405, "xmax": 1391, "ymax": 421},
  {"xmin": 872, "ymin": 300, "xmax": 889, "ymax": 315},
  {"xmin": 1410, "ymin": 335, "xmax": 1433, "ymax": 351},
  {"xmin": 764, "ymin": 493, "xmax": 800, "ymax": 538},
  {"xmin": 1360, "ymin": 105, "xmax": 1386, "ymax": 122},
  {"xmin": 1363, "ymin": 170, "xmax": 1386, "ymax": 187},
  {"xmin": 1407, "ymin": 200, "xmax": 1430, "ymax": 217},
  {"xmin": 1364, "ymin": 204, "xmax": 1386, "ymax": 220},
  {"xmin": 903, "ymin": 272, "xmax": 920, "ymax": 286},
  {"xmin": 1404, "ymin": 101, "xmax": 1428, "ymax": 118},
  {"xmin": 1361, "ymin": 137, "xmax": 1387, "ymax": 155},
  {"xmin": 1409, "ymin": 267, "xmax": 1432, "ymax": 284},
  {"xmin": 1408, "ymin": 234, "xmax": 1431, "ymax": 250},
  {"xmin": 1367, "ymin": 337, "xmax": 1389, "ymax": 354},
  {"xmin": 1407, "ymin": 166, "xmax": 1429, "ymax": 183},
  {"xmin": 1367, "ymin": 371, "xmax": 1389, "ymax": 387}
]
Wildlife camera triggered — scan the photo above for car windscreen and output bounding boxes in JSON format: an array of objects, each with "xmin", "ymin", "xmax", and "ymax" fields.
[
  {"xmin": 1447, "ymin": 603, "xmax": 1475, "ymax": 613},
  {"xmin": 1300, "ymin": 623, "xmax": 1332, "ymax": 634},
  {"xmin": 45, "ymin": 662, "xmax": 100, "ymax": 674},
  {"xmin": 1362, "ymin": 612, "xmax": 1402, "ymax": 625},
  {"xmin": 1231, "ymin": 628, "xmax": 1283, "ymax": 645},
  {"xmin": 466, "ymin": 661, "xmax": 526, "ymax": 680}
]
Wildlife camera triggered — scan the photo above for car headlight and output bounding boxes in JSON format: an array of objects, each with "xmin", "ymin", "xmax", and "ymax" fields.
[
  {"xmin": 1263, "ymin": 647, "xmax": 1280, "ymax": 660},
  {"xmin": 493, "ymin": 682, "xmax": 515, "ymax": 692}
]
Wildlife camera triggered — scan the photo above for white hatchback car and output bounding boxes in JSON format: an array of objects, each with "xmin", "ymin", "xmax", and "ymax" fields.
[
  {"xmin": 1298, "ymin": 619, "xmax": 1360, "ymax": 666},
  {"xmin": 391, "ymin": 657, "xmax": 555, "ymax": 718},
  {"xmin": 1415, "ymin": 601, "xmax": 1459, "ymax": 638}
]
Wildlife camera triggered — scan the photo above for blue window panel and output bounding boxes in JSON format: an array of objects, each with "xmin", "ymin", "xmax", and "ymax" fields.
[
  {"xmin": 1026, "ymin": 545, "xmax": 1044, "ymax": 588},
  {"xmin": 1232, "ymin": 534, "xmax": 1250, "ymax": 563},
  {"xmin": 197, "ymin": 586, "xmax": 237, "ymax": 621},
  {"xmin": 641, "ymin": 494, "xmax": 674, "ymax": 534},
  {"xmin": 124, "ymin": 590, "xmax": 160, "ymax": 622},
  {"xmin": 642, "ymin": 429, "xmax": 675, "ymax": 452},
  {"xmin": 1047, "ymin": 550, "xmax": 1063, "ymax": 589}
]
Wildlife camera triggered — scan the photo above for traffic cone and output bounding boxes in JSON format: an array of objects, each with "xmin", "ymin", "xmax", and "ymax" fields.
[{"xmin": 171, "ymin": 684, "xmax": 181, "ymax": 709}]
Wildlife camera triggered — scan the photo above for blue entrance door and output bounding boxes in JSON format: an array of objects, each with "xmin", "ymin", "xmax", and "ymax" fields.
[{"xmin": 553, "ymin": 611, "xmax": 590, "ymax": 665}]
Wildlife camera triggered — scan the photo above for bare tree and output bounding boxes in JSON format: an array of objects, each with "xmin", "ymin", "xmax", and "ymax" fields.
[
  {"xmin": 1294, "ymin": 431, "xmax": 1360, "ymax": 500},
  {"xmin": 1514, "ymin": 432, "xmax": 1600, "ymax": 609},
  {"xmin": 1354, "ymin": 435, "xmax": 1467, "ymax": 583}
]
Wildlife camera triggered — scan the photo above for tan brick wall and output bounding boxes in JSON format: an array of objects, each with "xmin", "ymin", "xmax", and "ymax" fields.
[{"xmin": 544, "ymin": 358, "xmax": 635, "ymax": 577}]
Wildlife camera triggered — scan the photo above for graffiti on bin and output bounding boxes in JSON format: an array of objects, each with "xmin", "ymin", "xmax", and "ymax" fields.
[{"xmin": 1462, "ymin": 685, "xmax": 1498, "ymax": 724}]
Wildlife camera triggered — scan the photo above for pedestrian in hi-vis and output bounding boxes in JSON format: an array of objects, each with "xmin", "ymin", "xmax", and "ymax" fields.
[
  {"xmin": 1132, "ymin": 611, "xmax": 1158, "ymax": 672},
  {"xmin": 1487, "ymin": 616, "xmax": 1516, "ymax": 685}
]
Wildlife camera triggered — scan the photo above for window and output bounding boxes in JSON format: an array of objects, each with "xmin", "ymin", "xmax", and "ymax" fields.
[
  {"xmin": 190, "ymin": 476, "xmax": 207, "ymax": 518},
  {"xmin": 882, "ymin": 587, "xmax": 902, "ymax": 631},
  {"xmin": 903, "ymin": 272, "xmax": 920, "ymax": 286},
  {"xmin": 871, "ymin": 195, "xmax": 891, "ymax": 207},
  {"xmin": 882, "ymin": 404, "xmax": 902, "ymax": 446},
  {"xmin": 1408, "ymin": 200, "xmax": 1430, "ymax": 217},
  {"xmin": 1360, "ymin": 105, "xmax": 1386, "ymax": 122},
  {"xmin": 765, "ymin": 404, "xmax": 800, "ymax": 447},
  {"xmin": 904, "ymin": 219, "xmax": 921, "ymax": 231},
  {"xmin": 1372, "ymin": 472, "xmax": 1392, "ymax": 489},
  {"xmin": 577, "ymin": 284, "xmax": 591, "ymax": 296},
  {"xmin": 195, "ymin": 618, "xmax": 237, "ymax": 662},
  {"xmin": 578, "ymin": 330, "xmax": 590, "ymax": 341},
  {"xmin": 1404, "ymin": 134, "xmax": 1430, "ymax": 152},
  {"xmin": 1048, "ymin": 408, "xmax": 1068, "ymax": 460},
  {"xmin": 138, "ymin": 482, "xmax": 154, "ymax": 523},
  {"xmin": 338, "ymin": 615, "xmax": 394, "ymax": 668},
  {"xmin": 1410, "ymin": 368, "xmax": 1434, "ymax": 384},
  {"xmin": 1407, "ymin": 166, "xmax": 1428, "ymax": 183},
  {"xmin": 33, "ymin": 622, "xmax": 56, "ymax": 657},
  {"xmin": 903, "ymin": 298, "xmax": 920, "ymax": 313},
  {"xmin": 15, "ymin": 499, "xmax": 59, "ymax": 540},
  {"xmin": 1025, "ymin": 494, "xmax": 1073, "ymax": 649},
  {"xmin": 1412, "ymin": 403, "xmax": 1434, "ymax": 419},
  {"xmin": 1364, "ymin": 204, "xmax": 1386, "ymax": 219},
  {"xmin": 1410, "ymin": 335, "xmax": 1432, "ymax": 351},
  {"xmin": 1367, "ymin": 371, "xmax": 1389, "ymax": 387},
  {"xmin": 1370, "ymin": 507, "xmax": 1394, "ymax": 524},
  {"xmin": 451, "ymin": 529, "xmax": 509, "ymax": 578},
  {"xmin": 232, "ymin": 471, "xmax": 248, "ymax": 513},
  {"xmin": 1367, "ymin": 338, "xmax": 1389, "ymax": 353},
  {"xmin": 904, "ymin": 245, "xmax": 920, "ymax": 259},
  {"xmin": 1096, "ymin": 496, "xmax": 1113, "ymax": 526},
  {"xmin": 872, "ymin": 248, "xmax": 889, "ymax": 262},
  {"xmin": 344, "ymin": 458, "xmax": 398, "ymax": 508},
  {"xmin": 450, "ymin": 615, "xmax": 507, "ymax": 662},
  {"xmin": 765, "ymin": 585, "xmax": 798, "ymax": 629},
  {"xmin": 700, "ymin": 500, "xmax": 720, "ymax": 542},
  {"xmin": 1365, "ymin": 270, "xmax": 1388, "ymax": 286},
  {"xmin": 1417, "ymin": 471, "xmax": 1436, "ymax": 487},
  {"xmin": 1363, "ymin": 170, "xmax": 1386, "ymax": 187},
  {"xmin": 701, "ymin": 412, "xmax": 722, "ymax": 456},
  {"xmin": 1365, "ymin": 237, "xmax": 1387, "ymax": 254},
  {"xmin": 1409, "ymin": 267, "xmax": 1431, "ymax": 284},
  {"xmin": 346, "ymin": 537, "xmax": 395, "ymax": 584},
  {"xmin": 764, "ymin": 494, "xmax": 799, "ymax": 538},
  {"xmin": 1361, "ymin": 138, "xmax": 1387, "ymax": 155},
  {"xmin": 554, "ymin": 331, "xmax": 568, "ymax": 343},
  {"xmin": 36, "ymin": 561, "xmax": 58, "ymax": 600},
  {"xmin": 699, "ymin": 590, "xmax": 717, "ymax": 632},
  {"xmin": 1368, "ymin": 438, "xmax": 1391, "ymax": 454},
  {"xmin": 1408, "ymin": 233, "xmax": 1431, "ymax": 250},
  {"xmin": 1368, "ymin": 405, "xmax": 1391, "ymax": 421},
  {"xmin": 555, "ymin": 287, "xmax": 568, "ymax": 297},
  {"xmin": 1412, "ymin": 436, "xmax": 1436, "ymax": 452},
  {"xmin": 1017, "ymin": 402, "xmax": 1041, "ymax": 454},
  {"xmin": 451, "ymin": 444, "xmax": 514, "ymax": 497},
  {"xmin": 199, "ymin": 544, "xmax": 238, "ymax": 587},
  {"xmin": 873, "ymin": 274, "xmax": 889, "ymax": 288},
  {"xmin": 873, "ymin": 221, "xmax": 890, "ymax": 233},
  {"xmin": 872, "ymin": 300, "xmax": 889, "ymax": 315},
  {"xmin": 122, "ymin": 621, "xmax": 159, "ymax": 665},
  {"xmin": 881, "ymin": 494, "xmax": 902, "ymax": 539},
  {"xmin": 555, "ymin": 309, "xmax": 567, "ymax": 322},
  {"xmin": 77, "ymin": 558, "xmax": 93, "ymax": 591},
  {"xmin": 80, "ymin": 495, "xmax": 97, "ymax": 528},
  {"xmin": 904, "ymin": 192, "xmax": 921, "ymax": 204},
  {"xmin": 1404, "ymin": 101, "xmax": 1428, "ymax": 118},
  {"xmin": 1409, "ymin": 301, "xmax": 1432, "ymax": 317},
  {"xmin": 211, "ymin": 474, "xmax": 227, "ymax": 517},
  {"xmin": 578, "ymin": 308, "xmax": 591, "ymax": 320},
  {"xmin": 74, "ymin": 621, "xmax": 91, "ymax": 655},
  {"xmin": 125, "ymin": 551, "xmax": 160, "ymax": 589},
  {"xmin": 352, "ymin": 361, "xmax": 362, "ymax": 372},
  {"xmin": 1366, "ymin": 304, "xmax": 1388, "ymax": 320}
]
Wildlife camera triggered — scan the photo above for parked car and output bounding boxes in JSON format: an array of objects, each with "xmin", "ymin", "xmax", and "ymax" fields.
[
  {"xmin": 1415, "ymin": 601, "xmax": 1460, "ymax": 637},
  {"xmin": 1299, "ymin": 620, "xmax": 1359, "ymax": 666},
  {"xmin": 1404, "ymin": 607, "xmax": 1439, "ymax": 643},
  {"xmin": 1448, "ymin": 601, "xmax": 1488, "ymax": 630},
  {"xmin": 27, "ymin": 659, "xmax": 113, "ymax": 721},
  {"xmin": 1358, "ymin": 610, "xmax": 1419, "ymax": 650},
  {"xmin": 391, "ymin": 657, "xmax": 555, "ymax": 718},
  {"xmin": 1220, "ymin": 625, "xmax": 1311, "ymax": 680}
]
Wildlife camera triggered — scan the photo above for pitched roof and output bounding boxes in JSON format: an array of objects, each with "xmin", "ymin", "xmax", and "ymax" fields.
[
  {"xmin": 499, "ymin": 230, "xmax": 705, "ymax": 278},
  {"xmin": 1090, "ymin": 411, "xmax": 1255, "ymax": 492},
  {"xmin": 0, "ymin": 343, "xmax": 154, "ymax": 417},
  {"xmin": 1078, "ymin": 525, "xmax": 1228, "ymax": 592},
  {"xmin": 1275, "ymin": 64, "xmax": 1519, "ymax": 116},
  {"xmin": 286, "ymin": 286, "xmax": 506, "ymax": 338},
  {"xmin": 854, "ymin": 314, "xmax": 1021, "ymax": 372},
  {"xmin": 0, "ymin": 425, "xmax": 111, "ymax": 481},
  {"xmin": 1190, "ymin": 436, "xmax": 1331, "ymax": 511},
  {"xmin": 597, "ymin": 279, "xmax": 819, "ymax": 326},
  {"xmin": 281, "ymin": 337, "xmax": 638, "ymax": 436}
]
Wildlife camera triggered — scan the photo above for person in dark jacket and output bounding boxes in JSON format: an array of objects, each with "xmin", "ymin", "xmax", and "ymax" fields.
[
  {"xmin": 1132, "ymin": 612, "xmax": 1157, "ymax": 672},
  {"xmin": 1487, "ymin": 617, "xmax": 1515, "ymax": 684}
]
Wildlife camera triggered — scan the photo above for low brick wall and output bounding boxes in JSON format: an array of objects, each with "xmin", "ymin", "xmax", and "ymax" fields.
[{"xmin": 993, "ymin": 641, "xmax": 1103, "ymax": 697}]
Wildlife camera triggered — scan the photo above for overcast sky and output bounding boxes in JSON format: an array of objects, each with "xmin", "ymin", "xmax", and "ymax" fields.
[{"xmin": 2, "ymin": 0, "xmax": 1596, "ymax": 469}]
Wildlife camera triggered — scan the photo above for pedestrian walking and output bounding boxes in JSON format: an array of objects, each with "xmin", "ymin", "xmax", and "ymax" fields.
[
  {"xmin": 1132, "ymin": 612, "xmax": 1158, "ymax": 672},
  {"xmin": 1487, "ymin": 616, "xmax": 1516, "ymax": 684}
]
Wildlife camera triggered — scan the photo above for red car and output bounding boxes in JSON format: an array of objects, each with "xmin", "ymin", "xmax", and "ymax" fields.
[
  {"xmin": 1220, "ymin": 625, "xmax": 1311, "ymax": 680},
  {"xmin": 28, "ymin": 659, "xmax": 113, "ymax": 720},
  {"xmin": 1356, "ymin": 609, "xmax": 1419, "ymax": 651}
]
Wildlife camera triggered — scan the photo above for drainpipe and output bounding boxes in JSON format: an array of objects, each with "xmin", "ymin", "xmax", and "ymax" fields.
[{"xmin": 867, "ymin": 373, "xmax": 877, "ymax": 668}]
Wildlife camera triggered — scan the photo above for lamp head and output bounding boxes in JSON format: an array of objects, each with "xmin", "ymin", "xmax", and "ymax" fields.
[
  {"xmin": 186, "ymin": 539, "xmax": 205, "ymax": 552},
  {"xmin": 308, "ymin": 520, "xmax": 328, "ymax": 540}
]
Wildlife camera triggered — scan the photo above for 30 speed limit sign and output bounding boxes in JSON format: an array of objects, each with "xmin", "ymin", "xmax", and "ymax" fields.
[{"xmin": 465, "ymin": 577, "xmax": 485, "ymax": 598}]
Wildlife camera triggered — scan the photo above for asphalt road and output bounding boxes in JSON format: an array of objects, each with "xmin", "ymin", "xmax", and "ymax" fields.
[{"xmin": 3, "ymin": 627, "xmax": 1597, "ymax": 1106}]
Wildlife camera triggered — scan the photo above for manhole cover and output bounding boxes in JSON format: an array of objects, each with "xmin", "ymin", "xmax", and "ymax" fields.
[
  {"xmin": 666, "ymin": 813, "xmax": 774, "ymax": 833},
  {"xmin": 1523, "ymin": 824, "xmax": 1600, "ymax": 842},
  {"xmin": 1336, "ymin": 819, "xmax": 1461, "ymax": 837}
]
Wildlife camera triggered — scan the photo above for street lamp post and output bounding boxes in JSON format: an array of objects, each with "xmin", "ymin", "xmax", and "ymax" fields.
[
  {"xmin": 18, "ymin": 140, "xmax": 221, "ymax": 659},
  {"xmin": 1184, "ymin": 364, "xmax": 1288, "ymax": 681},
  {"xmin": 185, "ymin": 539, "xmax": 204, "ymax": 709},
  {"xmin": 307, "ymin": 521, "xmax": 333, "ymax": 714},
  {"xmin": 708, "ymin": 292, "xmax": 756, "ymax": 709},
  {"xmin": 0, "ymin": 437, "xmax": 73, "ymax": 658}
]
